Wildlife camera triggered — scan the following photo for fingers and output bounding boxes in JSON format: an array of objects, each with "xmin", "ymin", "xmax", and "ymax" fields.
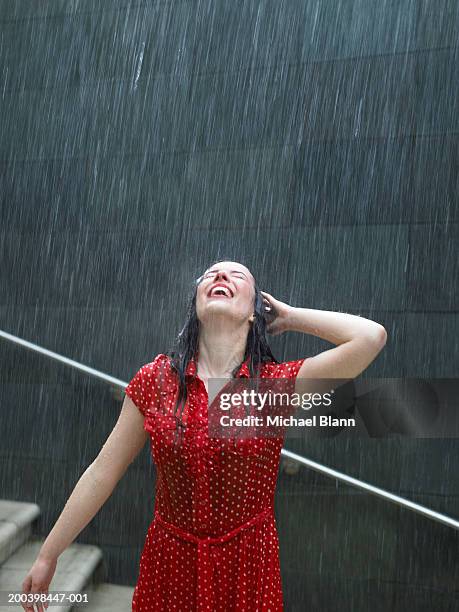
[
  {"xmin": 29, "ymin": 594, "xmax": 45, "ymax": 612},
  {"xmin": 24, "ymin": 594, "xmax": 39, "ymax": 612},
  {"xmin": 260, "ymin": 291, "xmax": 272, "ymax": 309},
  {"xmin": 260, "ymin": 290, "xmax": 276, "ymax": 310},
  {"xmin": 22, "ymin": 576, "xmax": 47, "ymax": 612},
  {"xmin": 21, "ymin": 588, "xmax": 46, "ymax": 612},
  {"xmin": 21, "ymin": 578, "xmax": 31, "ymax": 611}
]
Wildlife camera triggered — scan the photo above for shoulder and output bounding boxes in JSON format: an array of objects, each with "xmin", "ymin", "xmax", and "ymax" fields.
[
  {"xmin": 142, "ymin": 353, "xmax": 172, "ymax": 374},
  {"xmin": 125, "ymin": 353, "xmax": 174, "ymax": 416},
  {"xmin": 126, "ymin": 353, "xmax": 175, "ymax": 393}
]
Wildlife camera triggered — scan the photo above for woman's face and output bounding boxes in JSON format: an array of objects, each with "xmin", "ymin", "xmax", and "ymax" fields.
[{"xmin": 195, "ymin": 261, "xmax": 256, "ymax": 326}]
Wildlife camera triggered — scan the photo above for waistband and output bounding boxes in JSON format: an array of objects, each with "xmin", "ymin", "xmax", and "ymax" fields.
[{"xmin": 154, "ymin": 506, "xmax": 274, "ymax": 611}]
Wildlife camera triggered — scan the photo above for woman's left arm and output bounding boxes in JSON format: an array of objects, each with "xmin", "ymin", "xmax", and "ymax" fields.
[{"xmin": 261, "ymin": 291, "xmax": 387, "ymax": 379}]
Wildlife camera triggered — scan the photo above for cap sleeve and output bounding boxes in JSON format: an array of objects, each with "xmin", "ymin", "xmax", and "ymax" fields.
[
  {"xmin": 269, "ymin": 358, "xmax": 309, "ymax": 421},
  {"xmin": 272, "ymin": 358, "xmax": 307, "ymax": 380},
  {"xmin": 125, "ymin": 353, "xmax": 168, "ymax": 417}
]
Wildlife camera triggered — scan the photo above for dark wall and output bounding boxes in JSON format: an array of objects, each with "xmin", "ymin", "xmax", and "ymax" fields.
[{"xmin": 1, "ymin": 1, "xmax": 458, "ymax": 610}]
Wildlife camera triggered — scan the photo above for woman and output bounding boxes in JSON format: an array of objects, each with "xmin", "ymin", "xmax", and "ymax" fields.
[{"xmin": 21, "ymin": 259, "xmax": 387, "ymax": 612}]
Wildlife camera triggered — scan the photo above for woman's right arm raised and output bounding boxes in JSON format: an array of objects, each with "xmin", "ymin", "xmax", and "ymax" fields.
[{"xmin": 21, "ymin": 395, "xmax": 149, "ymax": 611}]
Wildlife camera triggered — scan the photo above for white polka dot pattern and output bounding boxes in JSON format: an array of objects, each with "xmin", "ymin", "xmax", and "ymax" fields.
[{"xmin": 125, "ymin": 353, "xmax": 306, "ymax": 611}]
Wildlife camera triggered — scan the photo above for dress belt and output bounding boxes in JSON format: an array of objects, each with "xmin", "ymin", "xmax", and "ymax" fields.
[{"xmin": 154, "ymin": 506, "xmax": 274, "ymax": 612}]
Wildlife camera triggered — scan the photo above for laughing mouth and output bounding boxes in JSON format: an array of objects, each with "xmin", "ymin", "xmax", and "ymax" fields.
[{"xmin": 207, "ymin": 284, "xmax": 234, "ymax": 298}]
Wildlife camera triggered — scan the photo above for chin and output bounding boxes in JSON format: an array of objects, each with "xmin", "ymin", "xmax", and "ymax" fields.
[{"xmin": 200, "ymin": 306, "xmax": 242, "ymax": 324}]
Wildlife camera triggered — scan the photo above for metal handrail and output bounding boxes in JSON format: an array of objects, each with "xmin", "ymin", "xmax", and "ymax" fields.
[{"xmin": 1, "ymin": 328, "xmax": 458, "ymax": 531}]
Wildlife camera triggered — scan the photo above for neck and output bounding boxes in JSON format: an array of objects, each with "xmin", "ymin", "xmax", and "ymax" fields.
[{"xmin": 197, "ymin": 323, "xmax": 249, "ymax": 378}]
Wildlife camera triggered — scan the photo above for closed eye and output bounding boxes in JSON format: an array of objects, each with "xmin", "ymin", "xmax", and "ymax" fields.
[{"xmin": 203, "ymin": 270, "xmax": 248, "ymax": 280}]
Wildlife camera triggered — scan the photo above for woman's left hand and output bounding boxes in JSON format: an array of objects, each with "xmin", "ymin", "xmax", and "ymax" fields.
[{"xmin": 260, "ymin": 290, "xmax": 294, "ymax": 336}]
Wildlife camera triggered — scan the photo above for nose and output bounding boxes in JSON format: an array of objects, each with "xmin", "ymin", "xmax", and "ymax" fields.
[{"xmin": 213, "ymin": 270, "xmax": 229, "ymax": 282}]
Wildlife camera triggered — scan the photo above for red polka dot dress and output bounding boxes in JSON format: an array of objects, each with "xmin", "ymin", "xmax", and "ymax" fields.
[{"xmin": 125, "ymin": 353, "xmax": 306, "ymax": 612}]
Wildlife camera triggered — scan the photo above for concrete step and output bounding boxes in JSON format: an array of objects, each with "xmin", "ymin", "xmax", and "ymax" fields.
[
  {"xmin": 0, "ymin": 500, "xmax": 41, "ymax": 565},
  {"xmin": 0, "ymin": 536, "xmax": 103, "ymax": 612},
  {"xmin": 0, "ymin": 500, "xmax": 135, "ymax": 611}
]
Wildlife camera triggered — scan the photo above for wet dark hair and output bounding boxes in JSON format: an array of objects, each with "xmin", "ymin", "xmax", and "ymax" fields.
[{"xmin": 163, "ymin": 259, "xmax": 279, "ymax": 436}]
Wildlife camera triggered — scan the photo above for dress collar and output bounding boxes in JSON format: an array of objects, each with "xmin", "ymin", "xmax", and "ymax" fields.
[{"xmin": 185, "ymin": 355, "xmax": 251, "ymax": 379}]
